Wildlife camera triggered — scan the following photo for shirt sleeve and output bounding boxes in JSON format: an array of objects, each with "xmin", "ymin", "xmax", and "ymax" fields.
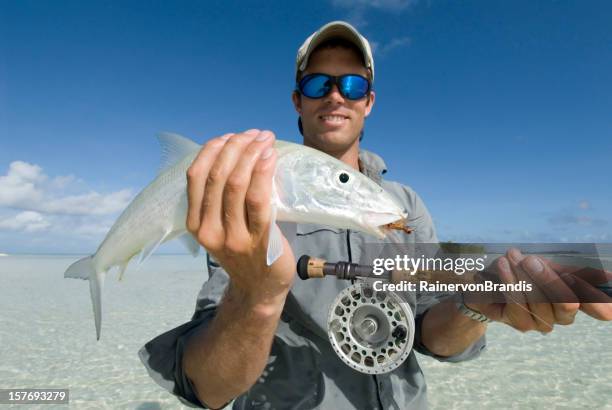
[
  {"xmin": 412, "ymin": 306, "xmax": 487, "ymax": 363},
  {"xmin": 407, "ymin": 189, "xmax": 438, "ymax": 246},
  {"xmin": 139, "ymin": 254, "xmax": 230, "ymax": 408}
]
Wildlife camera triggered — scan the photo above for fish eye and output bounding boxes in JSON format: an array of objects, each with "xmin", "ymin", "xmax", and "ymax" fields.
[{"xmin": 338, "ymin": 172, "xmax": 350, "ymax": 183}]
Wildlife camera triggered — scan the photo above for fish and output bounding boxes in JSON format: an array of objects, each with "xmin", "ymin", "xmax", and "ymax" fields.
[{"xmin": 64, "ymin": 133, "xmax": 408, "ymax": 339}]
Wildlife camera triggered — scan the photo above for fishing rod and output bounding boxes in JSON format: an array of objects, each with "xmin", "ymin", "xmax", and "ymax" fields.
[
  {"xmin": 297, "ymin": 255, "xmax": 612, "ymax": 295},
  {"xmin": 296, "ymin": 255, "xmax": 612, "ymax": 375}
]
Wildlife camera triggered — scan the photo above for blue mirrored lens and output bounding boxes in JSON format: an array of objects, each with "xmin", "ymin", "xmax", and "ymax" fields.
[
  {"xmin": 339, "ymin": 75, "xmax": 369, "ymax": 100},
  {"xmin": 301, "ymin": 75, "xmax": 332, "ymax": 98},
  {"xmin": 299, "ymin": 74, "xmax": 370, "ymax": 100}
]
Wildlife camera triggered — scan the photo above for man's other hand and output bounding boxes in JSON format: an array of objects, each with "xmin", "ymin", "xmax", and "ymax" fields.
[{"xmin": 469, "ymin": 248, "xmax": 612, "ymax": 333}]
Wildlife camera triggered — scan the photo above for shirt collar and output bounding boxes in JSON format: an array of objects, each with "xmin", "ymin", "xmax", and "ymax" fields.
[{"xmin": 358, "ymin": 149, "xmax": 388, "ymax": 184}]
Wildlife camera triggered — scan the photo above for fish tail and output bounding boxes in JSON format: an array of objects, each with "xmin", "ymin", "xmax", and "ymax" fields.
[{"xmin": 64, "ymin": 256, "xmax": 104, "ymax": 340}]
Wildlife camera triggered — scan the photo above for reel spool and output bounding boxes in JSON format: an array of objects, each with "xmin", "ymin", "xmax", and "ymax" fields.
[{"xmin": 327, "ymin": 281, "xmax": 415, "ymax": 374}]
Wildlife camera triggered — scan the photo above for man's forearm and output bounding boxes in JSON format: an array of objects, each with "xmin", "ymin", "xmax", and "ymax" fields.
[
  {"xmin": 183, "ymin": 284, "xmax": 288, "ymax": 409},
  {"xmin": 420, "ymin": 301, "xmax": 486, "ymax": 357}
]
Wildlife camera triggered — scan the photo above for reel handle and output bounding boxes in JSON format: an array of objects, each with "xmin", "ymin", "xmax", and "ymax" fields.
[
  {"xmin": 296, "ymin": 255, "xmax": 468, "ymax": 283},
  {"xmin": 297, "ymin": 255, "xmax": 387, "ymax": 281}
]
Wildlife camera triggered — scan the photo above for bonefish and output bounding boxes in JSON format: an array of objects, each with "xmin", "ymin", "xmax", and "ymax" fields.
[{"xmin": 64, "ymin": 133, "xmax": 408, "ymax": 339}]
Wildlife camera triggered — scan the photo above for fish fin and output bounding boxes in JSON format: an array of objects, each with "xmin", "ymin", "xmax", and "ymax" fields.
[
  {"xmin": 63, "ymin": 256, "xmax": 104, "ymax": 340},
  {"xmin": 138, "ymin": 230, "xmax": 171, "ymax": 265},
  {"xmin": 117, "ymin": 261, "xmax": 129, "ymax": 281},
  {"xmin": 266, "ymin": 205, "xmax": 283, "ymax": 266},
  {"xmin": 90, "ymin": 270, "xmax": 105, "ymax": 340},
  {"xmin": 157, "ymin": 132, "xmax": 201, "ymax": 174},
  {"xmin": 64, "ymin": 255, "xmax": 94, "ymax": 280},
  {"xmin": 179, "ymin": 232, "xmax": 200, "ymax": 257}
]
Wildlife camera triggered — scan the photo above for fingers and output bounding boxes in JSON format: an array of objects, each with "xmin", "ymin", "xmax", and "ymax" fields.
[
  {"xmin": 510, "ymin": 254, "xmax": 556, "ymax": 332},
  {"xmin": 245, "ymin": 142, "xmax": 277, "ymax": 237},
  {"xmin": 199, "ymin": 130, "xmax": 261, "ymax": 247},
  {"xmin": 519, "ymin": 255, "xmax": 579, "ymax": 327},
  {"xmin": 560, "ymin": 265, "xmax": 612, "ymax": 288},
  {"xmin": 519, "ymin": 255, "xmax": 579, "ymax": 325},
  {"xmin": 185, "ymin": 128, "xmax": 278, "ymax": 256},
  {"xmin": 186, "ymin": 134, "xmax": 233, "ymax": 235},
  {"xmin": 580, "ymin": 302, "xmax": 612, "ymax": 321},
  {"xmin": 572, "ymin": 274, "xmax": 612, "ymax": 320},
  {"xmin": 186, "ymin": 130, "xmax": 261, "ymax": 248},
  {"xmin": 518, "ymin": 252, "xmax": 612, "ymax": 323},
  {"xmin": 222, "ymin": 130, "xmax": 275, "ymax": 242},
  {"xmin": 496, "ymin": 253, "xmax": 539, "ymax": 332},
  {"xmin": 545, "ymin": 259, "xmax": 612, "ymax": 283}
]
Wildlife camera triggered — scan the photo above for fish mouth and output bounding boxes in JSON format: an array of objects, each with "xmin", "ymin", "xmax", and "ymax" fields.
[{"xmin": 364, "ymin": 213, "xmax": 407, "ymax": 238}]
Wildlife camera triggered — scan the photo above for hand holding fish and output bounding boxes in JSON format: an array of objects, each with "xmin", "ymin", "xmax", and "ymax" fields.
[
  {"xmin": 467, "ymin": 248, "xmax": 612, "ymax": 332},
  {"xmin": 186, "ymin": 129, "xmax": 296, "ymax": 309},
  {"xmin": 182, "ymin": 130, "xmax": 297, "ymax": 408}
]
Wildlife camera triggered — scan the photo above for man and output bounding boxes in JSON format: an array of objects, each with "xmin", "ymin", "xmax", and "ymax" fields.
[{"xmin": 140, "ymin": 21, "xmax": 611, "ymax": 409}]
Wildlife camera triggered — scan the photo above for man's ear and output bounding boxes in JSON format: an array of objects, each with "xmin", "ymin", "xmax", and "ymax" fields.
[
  {"xmin": 292, "ymin": 91, "xmax": 302, "ymax": 114},
  {"xmin": 364, "ymin": 90, "xmax": 376, "ymax": 117}
]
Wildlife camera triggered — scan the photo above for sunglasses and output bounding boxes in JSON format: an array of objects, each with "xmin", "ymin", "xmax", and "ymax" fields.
[{"xmin": 296, "ymin": 73, "xmax": 371, "ymax": 100}]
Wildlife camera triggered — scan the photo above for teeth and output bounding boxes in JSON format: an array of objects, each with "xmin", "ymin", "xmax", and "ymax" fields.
[{"xmin": 321, "ymin": 115, "xmax": 346, "ymax": 123}]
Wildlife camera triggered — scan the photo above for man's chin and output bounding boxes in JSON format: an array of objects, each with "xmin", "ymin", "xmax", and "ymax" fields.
[{"xmin": 305, "ymin": 131, "xmax": 359, "ymax": 151}]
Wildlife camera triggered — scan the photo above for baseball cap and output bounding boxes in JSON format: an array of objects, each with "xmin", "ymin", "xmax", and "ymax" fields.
[{"xmin": 296, "ymin": 21, "xmax": 375, "ymax": 82}]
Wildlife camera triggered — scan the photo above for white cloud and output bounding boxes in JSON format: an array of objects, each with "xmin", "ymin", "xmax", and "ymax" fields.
[
  {"xmin": 0, "ymin": 211, "xmax": 50, "ymax": 232},
  {"xmin": 72, "ymin": 221, "xmax": 114, "ymax": 237},
  {"xmin": 7, "ymin": 161, "xmax": 47, "ymax": 182},
  {"xmin": 332, "ymin": 0, "xmax": 416, "ymax": 11},
  {"xmin": 330, "ymin": 0, "xmax": 415, "ymax": 55},
  {"xmin": 0, "ymin": 161, "xmax": 132, "ymax": 216},
  {"xmin": 372, "ymin": 36, "xmax": 412, "ymax": 56},
  {"xmin": 331, "ymin": 0, "xmax": 418, "ymax": 28},
  {"xmin": 42, "ymin": 189, "xmax": 133, "ymax": 215},
  {"xmin": 0, "ymin": 161, "xmax": 45, "ymax": 205},
  {"xmin": 0, "ymin": 160, "xmax": 134, "ymax": 249},
  {"xmin": 49, "ymin": 174, "xmax": 77, "ymax": 190},
  {"xmin": 344, "ymin": 8, "xmax": 369, "ymax": 28},
  {"xmin": 54, "ymin": 214, "xmax": 116, "ymax": 237}
]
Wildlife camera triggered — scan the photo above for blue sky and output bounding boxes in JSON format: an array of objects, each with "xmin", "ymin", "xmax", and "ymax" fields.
[{"xmin": 0, "ymin": 0, "xmax": 610, "ymax": 254}]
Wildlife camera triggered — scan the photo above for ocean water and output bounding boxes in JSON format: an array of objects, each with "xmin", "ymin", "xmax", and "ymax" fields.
[{"xmin": 0, "ymin": 255, "xmax": 610, "ymax": 409}]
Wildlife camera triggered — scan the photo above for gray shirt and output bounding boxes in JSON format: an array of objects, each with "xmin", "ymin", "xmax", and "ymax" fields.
[{"xmin": 139, "ymin": 149, "xmax": 486, "ymax": 409}]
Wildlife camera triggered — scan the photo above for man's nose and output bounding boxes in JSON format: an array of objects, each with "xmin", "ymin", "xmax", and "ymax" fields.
[{"xmin": 324, "ymin": 84, "xmax": 345, "ymax": 104}]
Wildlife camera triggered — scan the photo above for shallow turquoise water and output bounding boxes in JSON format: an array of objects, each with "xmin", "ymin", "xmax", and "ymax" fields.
[
  {"xmin": 0, "ymin": 255, "xmax": 610, "ymax": 409},
  {"xmin": 420, "ymin": 314, "xmax": 612, "ymax": 409}
]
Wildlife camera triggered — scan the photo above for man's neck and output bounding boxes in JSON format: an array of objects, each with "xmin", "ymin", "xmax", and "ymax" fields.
[
  {"xmin": 303, "ymin": 138, "xmax": 361, "ymax": 171},
  {"xmin": 334, "ymin": 148, "xmax": 360, "ymax": 171}
]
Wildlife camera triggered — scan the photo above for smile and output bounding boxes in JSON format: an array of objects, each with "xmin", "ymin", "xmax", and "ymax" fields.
[{"xmin": 319, "ymin": 115, "xmax": 349, "ymax": 123}]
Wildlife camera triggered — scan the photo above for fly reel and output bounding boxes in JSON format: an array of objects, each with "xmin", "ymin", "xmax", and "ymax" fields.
[
  {"xmin": 327, "ymin": 281, "xmax": 414, "ymax": 374},
  {"xmin": 297, "ymin": 255, "xmax": 416, "ymax": 374}
]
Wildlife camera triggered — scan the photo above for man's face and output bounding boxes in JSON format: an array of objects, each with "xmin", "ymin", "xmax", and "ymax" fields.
[{"xmin": 292, "ymin": 47, "xmax": 375, "ymax": 154}]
